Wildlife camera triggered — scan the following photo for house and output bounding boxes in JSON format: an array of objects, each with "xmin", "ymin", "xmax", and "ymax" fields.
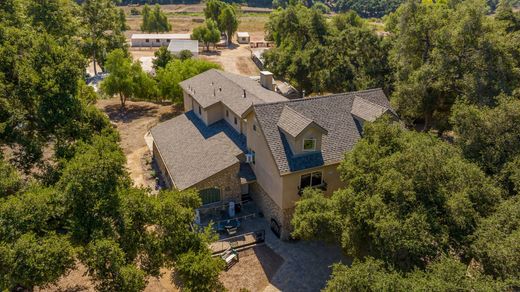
[
  {"xmin": 150, "ymin": 69, "xmax": 396, "ymax": 239},
  {"xmin": 131, "ymin": 33, "xmax": 191, "ymax": 47},
  {"xmin": 237, "ymin": 32, "xmax": 250, "ymax": 44},
  {"xmin": 167, "ymin": 39, "xmax": 199, "ymax": 57}
]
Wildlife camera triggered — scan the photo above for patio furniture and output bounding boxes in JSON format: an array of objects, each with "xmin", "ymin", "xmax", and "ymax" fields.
[{"xmin": 221, "ymin": 249, "xmax": 239, "ymax": 270}]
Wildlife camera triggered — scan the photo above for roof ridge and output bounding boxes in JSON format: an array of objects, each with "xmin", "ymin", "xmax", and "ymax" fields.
[{"xmin": 254, "ymin": 88, "xmax": 384, "ymax": 108}]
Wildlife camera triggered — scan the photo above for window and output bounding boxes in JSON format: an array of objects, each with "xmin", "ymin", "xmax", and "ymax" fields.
[
  {"xmin": 226, "ymin": 110, "xmax": 229, "ymax": 117},
  {"xmin": 234, "ymin": 117, "xmax": 237, "ymax": 125},
  {"xmin": 299, "ymin": 171, "xmax": 323, "ymax": 189},
  {"xmin": 303, "ymin": 138, "xmax": 316, "ymax": 151},
  {"xmin": 145, "ymin": 39, "xmax": 149, "ymax": 43},
  {"xmin": 252, "ymin": 150, "xmax": 256, "ymax": 164},
  {"xmin": 253, "ymin": 124, "xmax": 257, "ymax": 132},
  {"xmin": 167, "ymin": 39, "xmax": 171, "ymax": 42},
  {"xmin": 198, "ymin": 106, "xmax": 202, "ymax": 115},
  {"xmin": 156, "ymin": 39, "xmax": 160, "ymax": 42}
]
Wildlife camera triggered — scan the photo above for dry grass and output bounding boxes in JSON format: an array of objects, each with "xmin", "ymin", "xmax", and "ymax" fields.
[{"xmin": 123, "ymin": 4, "xmax": 270, "ymax": 41}]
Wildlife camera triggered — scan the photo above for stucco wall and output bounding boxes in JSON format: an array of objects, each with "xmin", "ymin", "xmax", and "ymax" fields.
[
  {"xmin": 284, "ymin": 126, "xmax": 324, "ymax": 156},
  {"xmin": 223, "ymin": 105, "xmax": 242, "ymax": 133},
  {"xmin": 245, "ymin": 111, "xmax": 284, "ymax": 208},
  {"xmin": 205, "ymin": 103, "xmax": 223, "ymax": 125},
  {"xmin": 183, "ymin": 91, "xmax": 193, "ymax": 112},
  {"xmin": 192, "ymin": 162, "xmax": 242, "ymax": 204},
  {"xmin": 281, "ymin": 163, "xmax": 344, "ymax": 209},
  {"xmin": 153, "ymin": 141, "xmax": 173, "ymax": 188}
]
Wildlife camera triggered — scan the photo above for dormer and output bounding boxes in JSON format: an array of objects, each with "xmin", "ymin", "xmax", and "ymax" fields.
[
  {"xmin": 277, "ymin": 106, "xmax": 328, "ymax": 156},
  {"xmin": 351, "ymin": 96, "xmax": 397, "ymax": 125}
]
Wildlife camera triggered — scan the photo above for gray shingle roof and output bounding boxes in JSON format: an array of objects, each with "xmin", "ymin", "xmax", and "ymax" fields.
[
  {"xmin": 150, "ymin": 111, "xmax": 246, "ymax": 190},
  {"xmin": 179, "ymin": 69, "xmax": 287, "ymax": 117},
  {"xmin": 277, "ymin": 106, "xmax": 327, "ymax": 138},
  {"xmin": 351, "ymin": 97, "xmax": 389, "ymax": 122},
  {"xmin": 254, "ymin": 88, "xmax": 394, "ymax": 174}
]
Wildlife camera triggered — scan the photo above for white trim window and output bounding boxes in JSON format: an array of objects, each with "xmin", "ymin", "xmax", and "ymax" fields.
[
  {"xmin": 299, "ymin": 171, "xmax": 323, "ymax": 189},
  {"xmin": 302, "ymin": 138, "xmax": 316, "ymax": 151}
]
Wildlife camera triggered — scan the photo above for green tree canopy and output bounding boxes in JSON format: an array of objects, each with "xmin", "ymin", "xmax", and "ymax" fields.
[
  {"xmin": 218, "ymin": 4, "xmax": 239, "ymax": 46},
  {"xmin": 386, "ymin": 0, "xmax": 520, "ymax": 130},
  {"xmin": 192, "ymin": 19, "xmax": 221, "ymax": 51},
  {"xmin": 0, "ymin": 232, "xmax": 75, "ymax": 291},
  {"xmin": 155, "ymin": 58, "xmax": 221, "ymax": 102},
  {"xmin": 81, "ymin": 0, "xmax": 128, "ymax": 75},
  {"xmin": 153, "ymin": 46, "xmax": 174, "ymax": 69},
  {"xmin": 471, "ymin": 196, "xmax": 520, "ymax": 280},
  {"xmin": 325, "ymin": 256, "xmax": 509, "ymax": 291},
  {"xmin": 264, "ymin": 7, "xmax": 389, "ymax": 94},
  {"xmin": 450, "ymin": 97, "xmax": 520, "ymax": 186},
  {"xmin": 59, "ymin": 132, "xmax": 127, "ymax": 243},
  {"xmin": 141, "ymin": 4, "xmax": 172, "ymax": 33},
  {"xmin": 292, "ymin": 119, "xmax": 502, "ymax": 270}
]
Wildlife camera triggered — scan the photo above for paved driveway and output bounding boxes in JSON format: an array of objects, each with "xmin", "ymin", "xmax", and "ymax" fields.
[{"xmin": 236, "ymin": 205, "xmax": 351, "ymax": 292}]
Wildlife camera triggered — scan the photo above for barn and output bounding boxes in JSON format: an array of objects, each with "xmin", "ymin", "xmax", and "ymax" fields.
[{"xmin": 131, "ymin": 33, "xmax": 191, "ymax": 47}]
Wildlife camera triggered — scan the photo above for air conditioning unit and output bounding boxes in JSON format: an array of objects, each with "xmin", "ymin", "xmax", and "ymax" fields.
[{"xmin": 245, "ymin": 153, "xmax": 254, "ymax": 163}]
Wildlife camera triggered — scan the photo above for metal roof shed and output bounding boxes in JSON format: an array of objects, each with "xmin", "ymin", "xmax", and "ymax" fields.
[{"xmin": 167, "ymin": 39, "xmax": 199, "ymax": 57}]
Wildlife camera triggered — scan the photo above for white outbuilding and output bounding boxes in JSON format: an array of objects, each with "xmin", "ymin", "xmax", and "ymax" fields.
[
  {"xmin": 237, "ymin": 32, "xmax": 250, "ymax": 44},
  {"xmin": 167, "ymin": 39, "xmax": 199, "ymax": 57},
  {"xmin": 131, "ymin": 33, "xmax": 191, "ymax": 47}
]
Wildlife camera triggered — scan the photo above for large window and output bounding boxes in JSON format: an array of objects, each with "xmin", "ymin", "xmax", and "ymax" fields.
[
  {"xmin": 300, "ymin": 171, "xmax": 323, "ymax": 189},
  {"xmin": 303, "ymin": 138, "xmax": 316, "ymax": 151}
]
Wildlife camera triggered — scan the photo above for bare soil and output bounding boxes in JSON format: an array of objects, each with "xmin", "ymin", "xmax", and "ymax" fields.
[{"xmin": 95, "ymin": 98, "xmax": 182, "ymax": 189}]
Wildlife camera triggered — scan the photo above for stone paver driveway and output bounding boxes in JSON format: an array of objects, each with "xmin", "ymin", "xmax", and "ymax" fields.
[{"xmin": 238, "ymin": 210, "xmax": 351, "ymax": 292}]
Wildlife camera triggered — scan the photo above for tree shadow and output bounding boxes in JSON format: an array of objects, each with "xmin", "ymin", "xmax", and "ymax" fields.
[{"xmin": 102, "ymin": 103, "xmax": 160, "ymax": 124}]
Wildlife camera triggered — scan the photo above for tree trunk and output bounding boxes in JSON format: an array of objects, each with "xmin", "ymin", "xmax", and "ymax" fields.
[
  {"xmin": 119, "ymin": 93, "xmax": 126, "ymax": 109},
  {"xmin": 423, "ymin": 110, "xmax": 433, "ymax": 132},
  {"xmin": 92, "ymin": 54, "xmax": 97, "ymax": 76}
]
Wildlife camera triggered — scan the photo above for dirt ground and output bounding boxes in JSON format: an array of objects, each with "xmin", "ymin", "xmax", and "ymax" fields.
[
  {"xmin": 95, "ymin": 98, "xmax": 181, "ymax": 189},
  {"xmin": 220, "ymin": 245, "xmax": 284, "ymax": 292},
  {"xmin": 129, "ymin": 42, "xmax": 260, "ymax": 76}
]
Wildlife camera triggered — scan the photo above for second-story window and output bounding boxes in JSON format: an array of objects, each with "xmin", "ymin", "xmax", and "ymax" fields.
[
  {"xmin": 303, "ymin": 138, "xmax": 316, "ymax": 151},
  {"xmin": 145, "ymin": 39, "xmax": 149, "ymax": 43},
  {"xmin": 234, "ymin": 117, "xmax": 237, "ymax": 125},
  {"xmin": 253, "ymin": 124, "xmax": 257, "ymax": 132},
  {"xmin": 300, "ymin": 171, "xmax": 322, "ymax": 189},
  {"xmin": 198, "ymin": 106, "xmax": 202, "ymax": 115},
  {"xmin": 226, "ymin": 110, "xmax": 229, "ymax": 117},
  {"xmin": 252, "ymin": 150, "xmax": 256, "ymax": 164}
]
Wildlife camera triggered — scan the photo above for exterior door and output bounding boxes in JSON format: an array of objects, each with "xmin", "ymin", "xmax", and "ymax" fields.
[{"xmin": 199, "ymin": 187, "xmax": 221, "ymax": 205}]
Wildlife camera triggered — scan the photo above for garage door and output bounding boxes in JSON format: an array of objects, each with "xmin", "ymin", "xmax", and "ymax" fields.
[{"xmin": 199, "ymin": 187, "xmax": 221, "ymax": 205}]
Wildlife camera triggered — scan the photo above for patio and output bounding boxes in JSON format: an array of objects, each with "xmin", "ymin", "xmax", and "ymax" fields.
[{"xmin": 201, "ymin": 200, "xmax": 350, "ymax": 292}]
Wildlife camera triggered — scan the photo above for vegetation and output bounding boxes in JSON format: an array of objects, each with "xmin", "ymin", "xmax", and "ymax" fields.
[
  {"xmin": 141, "ymin": 4, "xmax": 172, "ymax": 32},
  {"xmin": 155, "ymin": 58, "xmax": 222, "ymax": 102},
  {"xmin": 264, "ymin": 7, "xmax": 390, "ymax": 94},
  {"xmin": 0, "ymin": 2, "xmax": 223, "ymax": 291},
  {"xmin": 386, "ymin": 0, "xmax": 520, "ymax": 131},
  {"xmin": 81, "ymin": 0, "xmax": 128, "ymax": 75},
  {"xmin": 192, "ymin": 19, "xmax": 222, "ymax": 51},
  {"xmin": 204, "ymin": 0, "xmax": 239, "ymax": 45}
]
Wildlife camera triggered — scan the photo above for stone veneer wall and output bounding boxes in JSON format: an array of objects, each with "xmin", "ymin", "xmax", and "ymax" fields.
[
  {"xmin": 192, "ymin": 163, "xmax": 242, "ymax": 204},
  {"xmin": 250, "ymin": 182, "xmax": 295, "ymax": 240}
]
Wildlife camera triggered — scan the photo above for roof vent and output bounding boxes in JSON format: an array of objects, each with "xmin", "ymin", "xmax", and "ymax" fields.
[{"xmin": 243, "ymin": 89, "xmax": 246, "ymax": 98}]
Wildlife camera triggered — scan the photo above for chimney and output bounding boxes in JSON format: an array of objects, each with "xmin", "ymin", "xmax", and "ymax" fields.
[
  {"xmin": 243, "ymin": 89, "xmax": 246, "ymax": 98},
  {"xmin": 260, "ymin": 71, "xmax": 274, "ymax": 91}
]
